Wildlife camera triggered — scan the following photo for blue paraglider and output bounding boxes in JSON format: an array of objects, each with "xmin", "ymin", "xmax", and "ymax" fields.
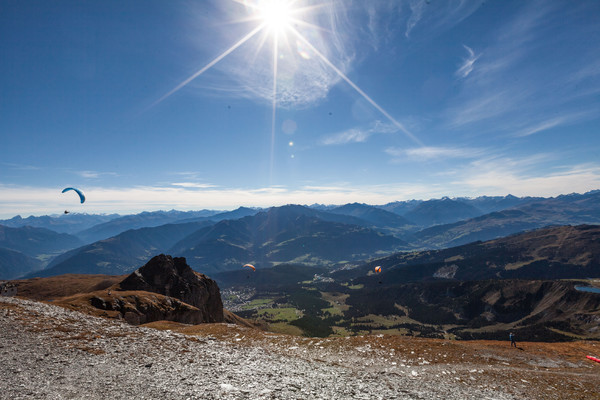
[{"xmin": 62, "ymin": 187, "xmax": 85, "ymax": 204}]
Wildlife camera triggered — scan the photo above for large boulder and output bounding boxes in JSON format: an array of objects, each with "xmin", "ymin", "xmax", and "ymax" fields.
[{"xmin": 118, "ymin": 254, "xmax": 224, "ymax": 323}]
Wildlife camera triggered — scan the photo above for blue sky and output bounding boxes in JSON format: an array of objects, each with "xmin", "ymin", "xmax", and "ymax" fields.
[{"xmin": 1, "ymin": 0, "xmax": 599, "ymax": 218}]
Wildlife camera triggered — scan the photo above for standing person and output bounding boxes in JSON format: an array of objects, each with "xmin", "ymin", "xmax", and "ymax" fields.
[{"xmin": 509, "ymin": 332, "xmax": 516, "ymax": 348}]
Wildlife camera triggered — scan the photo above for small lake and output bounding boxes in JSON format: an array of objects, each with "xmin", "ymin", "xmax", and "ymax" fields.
[{"xmin": 575, "ymin": 285, "xmax": 600, "ymax": 294}]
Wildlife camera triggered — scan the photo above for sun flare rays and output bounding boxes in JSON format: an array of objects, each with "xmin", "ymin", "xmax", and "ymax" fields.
[{"xmin": 152, "ymin": 0, "xmax": 421, "ymax": 178}]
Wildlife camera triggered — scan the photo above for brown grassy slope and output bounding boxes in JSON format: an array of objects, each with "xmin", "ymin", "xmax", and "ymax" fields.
[
  {"xmin": 52, "ymin": 289, "xmax": 209, "ymax": 324},
  {"xmin": 14, "ymin": 274, "xmax": 124, "ymax": 301},
  {"xmin": 14, "ymin": 273, "xmax": 256, "ymax": 328},
  {"xmin": 486, "ymin": 224, "xmax": 600, "ymax": 268}
]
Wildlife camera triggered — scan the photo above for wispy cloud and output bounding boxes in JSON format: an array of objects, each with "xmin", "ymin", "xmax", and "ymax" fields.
[
  {"xmin": 403, "ymin": 0, "xmax": 482, "ymax": 39},
  {"xmin": 75, "ymin": 170, "xmax": 119, "ymax": 179},
  {"xmin": 364, "ymin": 2, "xmax": 394, "ymax": 51},
  {"xmin": 3, "ymin": 163, "xmax": 40, "ymax": 171},
  {"xmin": 512, "ymin": 107, "xmax": 599, "ymax": 137},
  {"xmin": 405, "ymin": 0, "xmax": 426, "ymax": 38},
  {"xmin": 438, "ymin": 150, "xmax": 600, "ymax": 198},
  {"xmin": 515, "ymin": 116, "xmax": 568, "ymax": 137},
  {"xmin": 320, "ymin": 128, "xmax": 371, "ymax": 145},
  {"xmin": 385, "ymin": 145, "xmax": 483, "ymax": 161},
  {"xmin": 448, "ymin": 90, "xmax": 526, "ymax": 128},
  {"xmin": 171, "ymin": 182, "xmax": 217, "ymax": 189},
  {"xmin": 0, "ymin": 183, "xmax": 447, "ymax": 218},
  {"xmin": 568, "ymin": 58, "xmax": 600, "ymax": 85},
  {"xmin": 455, "ymin": 45, "xmax": 480, "ymax": 78},
  {"xmin": 444, "ymin": 2, "xmax": 561, "ymax": 129},
  {"xmin": 320, "ymin": 120, "xmax": 397, "ymax": 145},
  {"xmin": 456, "ymin": 161, "xmax": 600, "ymax": 198}
]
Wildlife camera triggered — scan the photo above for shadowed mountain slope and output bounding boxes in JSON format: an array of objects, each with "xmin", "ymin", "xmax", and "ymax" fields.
[
  {"xmin": 76, "ymin": 209, "xmax": 219, "ymax": 243},
  {"xmin": 329, "ymin": 203, "xmax": 413, "ymax": 228},
  {"xmin": 0, "ymin": 248, "xmax": 42, "ymax": 280},
  {"xmin": 402, "ymin": 197, "xmax": 483, "ymax": 227},
  {"xmin": 0, "ymin": 225, "xmax": 82, "ymax": 258},
  {"xmin": 29, "ymin": 221, "xmax": 213, "ymax": 277},
  {"xmin": 169, "ymin": 205, "xmax": 406, "ymax": 274}
]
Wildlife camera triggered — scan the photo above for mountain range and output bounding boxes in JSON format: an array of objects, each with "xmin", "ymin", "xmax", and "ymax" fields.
[
  {"xmin": 413, "ymin": 191, "xmax": 600, "ymax": 248},
  {"xmin": 0, "ymin": 213, "xmax": 118, "ymax": 234},
  {"xmin": 1, "ymin": 190, "xmax": 599, "ymax": 280}
]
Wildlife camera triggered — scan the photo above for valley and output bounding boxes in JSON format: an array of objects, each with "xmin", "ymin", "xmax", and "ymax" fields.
[{"xmin": 2, "ymin": 192, "xmax": 600, "ymax": 343}]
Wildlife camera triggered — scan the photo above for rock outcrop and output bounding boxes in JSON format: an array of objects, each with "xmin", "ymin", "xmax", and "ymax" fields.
[{"xmin": 83, "ymin": 254, "xmax": 224, "ymax": 325}]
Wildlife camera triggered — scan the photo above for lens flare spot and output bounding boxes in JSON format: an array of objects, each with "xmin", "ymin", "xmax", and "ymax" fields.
[
  {"xmin": 296, "ymin": 39, "xmax": 311, "ymax": 60},
  {"xmin": 289, "ymin": 141, "xmax": 294, "ymax": 147}
]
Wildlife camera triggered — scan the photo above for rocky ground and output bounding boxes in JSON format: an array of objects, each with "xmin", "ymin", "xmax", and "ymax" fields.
[{"xmin": 1, "ymin": 296, "xmax": 599, "ymax": 399}]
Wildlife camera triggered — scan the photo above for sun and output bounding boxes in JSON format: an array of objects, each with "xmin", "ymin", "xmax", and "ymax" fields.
[
  {"xmin": 257, "ymin": 0, "xmax": 294, "ymax": 34},
  {"xmin": 153, "ymin": 0, "xmax": 421, "ymax": 148}
]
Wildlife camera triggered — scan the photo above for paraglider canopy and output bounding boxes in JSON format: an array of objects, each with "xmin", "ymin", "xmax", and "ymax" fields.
[
  {"xmin": 62, "ymin": 187, "xmax": 85, "ymax": 204},
  {"xmin": 374, "ymin": 266, "xmax": 382, "ymax": 273},
  {"xmin": 243, "ymin": 263, "xmax": 256, "ymax": 271}
]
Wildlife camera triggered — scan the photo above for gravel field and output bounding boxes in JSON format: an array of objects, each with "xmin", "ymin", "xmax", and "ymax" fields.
[{"xmin": 1, "ymin": 296, "xmax": 598, "ymax": 399}]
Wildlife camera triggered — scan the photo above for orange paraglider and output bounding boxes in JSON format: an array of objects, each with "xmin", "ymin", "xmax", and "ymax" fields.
[
  {"xmin": 374, "ymin": 266, "xmax": 382, "ymax": 273},
  {"xmin": 243, "ymin": 263, "xmax": 256, "ymax": 271}
]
